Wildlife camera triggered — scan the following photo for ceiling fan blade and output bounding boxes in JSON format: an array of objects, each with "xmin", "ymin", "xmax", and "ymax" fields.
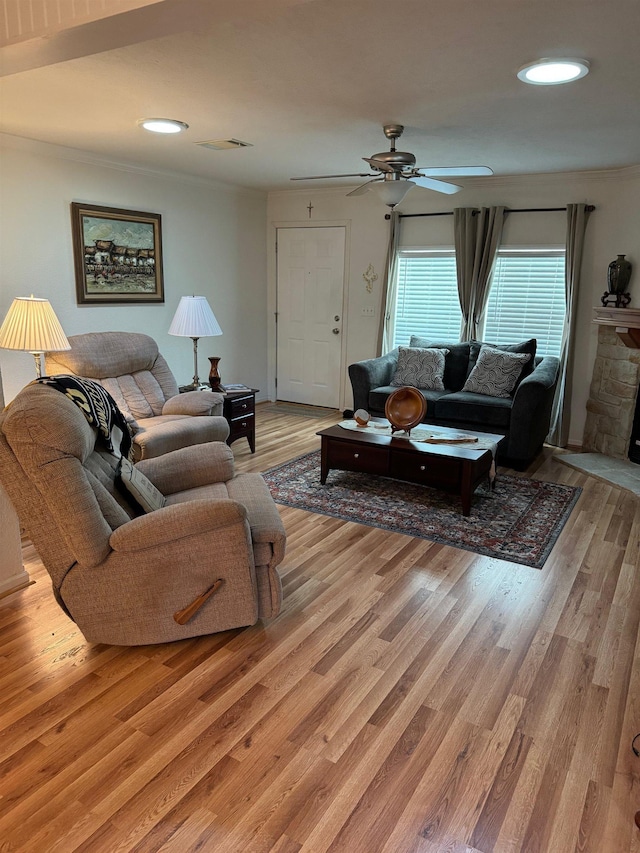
[
  {"xmin": 290, "ymin": 173, "xmax": 374, "ymax": 181},
  {"xmin": 346, "ymin": 178, "xmax": 382, "ymax": 197},
  {"xmin": 363, "ymin": 157, "xmax": 395, "ymax": 173},
  {"xmin": 411, "ymin": 175, "xmax": 463, "ymax": 194},
  {"xmin": 415, "ymin": 166, "xmax": 494, "ymax": 177}
]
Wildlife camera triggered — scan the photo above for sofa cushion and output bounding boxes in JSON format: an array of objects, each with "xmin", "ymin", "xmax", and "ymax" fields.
[
  {"xmin": 468, "ymin": 338, "xmax": 537, "ymax": 382},
  {"xmin": 369, "ymin": 385, "xmax": 448, "ymax": 415},
  {"xmin": 409, "ymin": 337, "xmax": 471, "ymax": 391},
  {"xmin": 434, "ymin": 390, "xmax": 513, "ymax": 428},
  {"xmin": 163, "ymin": 390, "xmax": 223, "ymax": 417},
  {"xmin": 85, "ymin": 451, "xmax": 139, "ymax": 523},
  {"xmin": 462, "ymin": 346, "xmax": 531, "ymax": 398},
  {"xmin": 133, "ymin": 414, "xmax": 230, "ymax": 461},
  {"xmin": 100, "ymin": 372, "xmax": 166, "ymax": 420},
  {"xmin": 45, "ymin": 333, "xmax": 181, "ymax": 414},
  {"xmin": 391, "ymin": 347, "xmax": 448, "ymax": 390}
]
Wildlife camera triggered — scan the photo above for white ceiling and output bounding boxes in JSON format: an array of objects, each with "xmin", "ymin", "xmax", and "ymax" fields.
[{"xmin": 1, "ymin": 0, "xmax": 640, "ymax": 192}]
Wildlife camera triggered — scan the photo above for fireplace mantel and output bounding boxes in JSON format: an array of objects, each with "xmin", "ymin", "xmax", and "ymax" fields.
[{"xmin": 593, "ymin": 307, "xmax": 640, "ymax": 348}]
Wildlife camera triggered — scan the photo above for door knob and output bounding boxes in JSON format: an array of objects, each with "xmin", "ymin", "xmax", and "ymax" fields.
[{"xmin": 332, "ymin": 328, "xmax": 340, "ymax": 334}]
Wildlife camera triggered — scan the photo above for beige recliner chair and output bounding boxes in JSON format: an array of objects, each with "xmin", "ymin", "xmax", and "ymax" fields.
[
  {"xmin": 0, "ymin": 382, "xmax": 286, "ymax": 645},
  {"xmin": 45, "ymin": 331, "xmax": 229, "ymax": 461}
]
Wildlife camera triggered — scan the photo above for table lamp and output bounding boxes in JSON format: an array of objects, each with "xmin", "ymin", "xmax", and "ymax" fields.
[
  {"xmin": 168, "ymin": 295, "xmax": 222, "ymax": 390},
  {"xmin": 0, "ymin": 295, "xmax": 70, "ymax": 377}
]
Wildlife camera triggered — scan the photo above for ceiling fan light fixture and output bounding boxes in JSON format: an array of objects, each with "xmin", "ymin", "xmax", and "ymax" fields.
[
  {"xmin": 374, "ymin": 180, "xmax": 414, "ymax": 208},
  {"xmin": 517, "ymin": 58, "xmax": 590, "ymax": 85},
  {"xmin": 138, "ymin": 118, "xmax": 189, "ymax": 134},
  {"xmin": 292, "ymin": 125, "xmax": 493, "ymax": 197}
]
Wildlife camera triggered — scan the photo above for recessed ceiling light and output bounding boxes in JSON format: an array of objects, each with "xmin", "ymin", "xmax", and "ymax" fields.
[
  {"xmin": 517, "ymin": 58, "xmax": 590, "ymax": 85},
  {"xmin": 138, "ymin": 118, "xmax": 189, "ymax": 134}
]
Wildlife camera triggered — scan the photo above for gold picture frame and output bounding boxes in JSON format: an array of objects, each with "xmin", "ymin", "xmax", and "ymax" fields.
[{"xmin": 71, "ymin": 202, "xmax": 164, "ymax": 304}]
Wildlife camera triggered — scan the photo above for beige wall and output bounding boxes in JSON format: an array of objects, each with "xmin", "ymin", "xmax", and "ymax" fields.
[
  {"xmin": 268, "ymin": 168, "xmax": 640, "ymax": 446},
  {"xmin": 0, "ymin": 134, "xmax": 269, "ymax": 592},
  {"xmin": 0, "ymin": 134, "xmax": 269, "ymax": 403}
]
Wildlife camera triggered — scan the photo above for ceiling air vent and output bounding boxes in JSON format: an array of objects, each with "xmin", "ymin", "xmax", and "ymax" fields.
[{"xmin": 195, "ymin": 139, "xmax": 253, "ymax": 151}]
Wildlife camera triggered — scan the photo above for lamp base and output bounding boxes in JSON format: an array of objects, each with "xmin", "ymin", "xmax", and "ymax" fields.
[{"xmin": 31, "ymin": 352, "xmax": 43, "ymax": 378}]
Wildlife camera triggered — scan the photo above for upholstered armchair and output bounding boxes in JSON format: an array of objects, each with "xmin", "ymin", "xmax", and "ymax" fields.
[
  {"xmin": 0, "ymin": 382, "xmax": 286, "ymax": 645},
  {"xmin": 45, "ymin": 331, "xmax": 229, "ymax": 461}
]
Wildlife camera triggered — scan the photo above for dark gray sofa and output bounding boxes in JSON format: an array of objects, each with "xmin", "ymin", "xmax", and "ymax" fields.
[{"xmin": 348, "ymin": 336, "xmax": 560, "ymax": 468}]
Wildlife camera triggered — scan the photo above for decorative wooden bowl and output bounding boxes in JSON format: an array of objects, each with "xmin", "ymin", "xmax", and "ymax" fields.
[{"xmin": 385, "ymin": 386, "xmax": 427, "ymax": 434}]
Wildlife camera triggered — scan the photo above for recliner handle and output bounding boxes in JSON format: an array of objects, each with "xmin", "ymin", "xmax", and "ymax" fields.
[{"xmin": 173, "ymin": 578, "xmax": 224, "ymax": 625}]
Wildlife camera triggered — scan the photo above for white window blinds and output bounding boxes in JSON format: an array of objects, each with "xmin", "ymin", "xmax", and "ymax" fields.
[
  {"xmin": 392, "ymin": 250, "xmax": 462, "ymax": 346},
  {"xmin": 483, "ymin": 250, "xmax": 566, "ymax": 357},
  {"xmin": 391, "ymin": 247, "xmax": 566, "ymax": 357}
]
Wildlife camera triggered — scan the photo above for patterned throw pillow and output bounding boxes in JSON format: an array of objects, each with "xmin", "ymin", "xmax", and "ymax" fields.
[
  {"xmin": 462, "ymin": 345, "xmax": 531, "ymax": 398},
  {"xmin": 468, "ymin": 338, "xmax": 537, "ymax": 382},
  {"xmin": 391, "ymin": 347, "xmax": 449, "ymax": 390}
]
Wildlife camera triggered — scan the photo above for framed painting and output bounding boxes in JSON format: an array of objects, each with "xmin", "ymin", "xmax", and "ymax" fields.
[{"xmin": 71, "ymin": 202, "xmax": 164, "ymax": 304}]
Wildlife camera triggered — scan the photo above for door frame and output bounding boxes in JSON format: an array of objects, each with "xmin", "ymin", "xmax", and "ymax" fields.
[{"xmin": 268, "ymin": 219, "xmax": 351, "ymax": 410}]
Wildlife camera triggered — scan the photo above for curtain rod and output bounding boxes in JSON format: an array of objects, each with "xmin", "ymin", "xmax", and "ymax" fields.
[{"xmin": 386, "ymin": 204, "xmax": 595, "ymax": 221}]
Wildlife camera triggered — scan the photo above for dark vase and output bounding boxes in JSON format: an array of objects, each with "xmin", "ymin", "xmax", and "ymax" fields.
[
  {"xmin": 208, "ymin": 356, "xmax": 222, "ymax": 391},
  {"xmin": 607, "ymin": 254, "xmax": 632, "ymax": 294}
]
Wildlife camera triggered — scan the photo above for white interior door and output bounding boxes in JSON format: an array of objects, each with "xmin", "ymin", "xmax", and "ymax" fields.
[{"xmin": 276, "ymin": 226, "xmax": 345, "ymax": 407}]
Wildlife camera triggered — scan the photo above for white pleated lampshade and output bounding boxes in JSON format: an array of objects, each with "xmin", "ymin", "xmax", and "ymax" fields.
[
  {"xmin": 0, "ymin": 296, "xmax": 70, "ymax": 353},
  {"xmin": 168, "ymin": 296, "xmax": 222, "ymax": 338}
]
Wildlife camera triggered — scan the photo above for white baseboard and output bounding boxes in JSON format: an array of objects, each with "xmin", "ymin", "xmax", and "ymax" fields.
[{"xmin": 0, "ymin": 569, "xmax": 30, "ymax": 599}]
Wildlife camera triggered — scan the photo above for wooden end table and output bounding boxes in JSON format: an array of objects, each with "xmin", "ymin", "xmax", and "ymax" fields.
[
  {"xmin": 223, "ymin": 388, "xmax": 258, "ymax": 453},
  {"xmin": 317, "ymin": 420, "xmax": 504, "ymax": 516}
]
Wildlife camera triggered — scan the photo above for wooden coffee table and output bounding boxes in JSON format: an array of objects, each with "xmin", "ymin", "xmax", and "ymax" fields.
[{"xmin": 317, "ymin": 420, "xmax": 505, "ymax": 516}]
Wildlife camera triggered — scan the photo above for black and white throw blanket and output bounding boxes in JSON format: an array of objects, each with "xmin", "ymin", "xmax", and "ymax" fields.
[{"xmin": 34, "ymin": 374, "xmax": 134, "ymax": 460}]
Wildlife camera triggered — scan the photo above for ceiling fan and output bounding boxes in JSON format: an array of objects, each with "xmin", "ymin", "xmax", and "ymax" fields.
[{"xmin": 291, "ymin": 124, "xmax": 493, "ymax": 207}]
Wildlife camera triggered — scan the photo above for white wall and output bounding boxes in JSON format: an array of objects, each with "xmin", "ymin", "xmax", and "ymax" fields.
[
  {"xmin": 2, "ymin": 132, "xmax": 638, "ymax": 449},
  {"xmin": 0, "ymin": 134, "xmax": 268, "ymax": 402},
  {"xmin": 268, "ymin": 167, "xmax": 640, "ymax": 446}
]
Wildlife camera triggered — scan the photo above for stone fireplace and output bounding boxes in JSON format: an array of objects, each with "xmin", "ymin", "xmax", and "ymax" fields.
[{"xmin": 583, "ymin": 309, "xmax": 640, "ymax": 459}]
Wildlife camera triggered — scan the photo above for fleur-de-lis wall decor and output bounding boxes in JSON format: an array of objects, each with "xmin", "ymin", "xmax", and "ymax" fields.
[{"xmin": 363, "ymin": 263, "xmax": 378, "ymax": 293}]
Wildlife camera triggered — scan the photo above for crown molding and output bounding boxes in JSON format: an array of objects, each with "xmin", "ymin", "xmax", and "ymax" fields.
[
  {"xmin": 269, "ymin": 164, "xmax": 640, "ymax": 198},
  {"xmin": 469, "ymin": 164, "xmax": 640, "ymax": 188},
  {"xmin": 269, "ymin": 184, "xmax": 360, "ymax": 199},
  {"xmin": 0, "ymin": 133, "xmax": 265, "ymax": 198}
]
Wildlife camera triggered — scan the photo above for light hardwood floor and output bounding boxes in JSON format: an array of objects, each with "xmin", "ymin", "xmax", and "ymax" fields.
[{"xmin": 1, "ymin": 404, "xmax": 640, "ymax": 853}]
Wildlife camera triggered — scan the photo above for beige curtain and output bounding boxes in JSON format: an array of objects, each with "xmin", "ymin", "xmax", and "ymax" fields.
[
  {"xmin": 377, "ymin": 210, "xmax": 401, "ymax": 355},
  {"xmin": 454, "ymin": 206, "xmax": 506, "ymax": 340},
  {"xmin": 548, "ymin": 203, "xmax": 592, "ymax": 447},
  {"xmin": 453, "ymin": 208, "xmax": 476, "ymax": 339}
]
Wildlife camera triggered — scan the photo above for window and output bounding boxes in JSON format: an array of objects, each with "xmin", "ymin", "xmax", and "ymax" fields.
[
  {"xmin": 392, "ymin": 250, "xmax": 462, "ymax": 346},
  {"xmin": 391, "ymin": 247, "xmax": 566, "ymax": 358},
  {"xmin": 483, "ymin": 249, "xmax": 566, "ymax": 357}
]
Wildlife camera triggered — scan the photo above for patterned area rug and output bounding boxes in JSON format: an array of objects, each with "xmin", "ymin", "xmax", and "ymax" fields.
[{"xmin": 263, "ymin": 451, "xmax": 582, "ymax": 569}]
